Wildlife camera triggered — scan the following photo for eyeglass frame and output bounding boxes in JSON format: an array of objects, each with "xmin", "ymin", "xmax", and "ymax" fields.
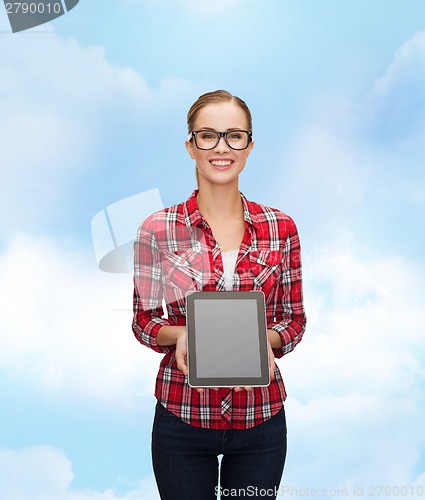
[{"xmin": 188, "ymin": 129, "xmax": 253, "ymax": 150}]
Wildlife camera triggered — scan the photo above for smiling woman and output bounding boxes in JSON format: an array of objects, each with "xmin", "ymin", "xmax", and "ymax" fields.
[
  {"xmin": 132, "ymin": 90, "xmax": 307, "ymax": 499},
  {"xmin": 186, "ymin": 90, "xmax": 253, "ymax": 187}
]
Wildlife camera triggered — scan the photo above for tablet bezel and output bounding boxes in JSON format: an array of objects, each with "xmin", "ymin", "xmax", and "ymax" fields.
[{"xmin": 186, "ymin": 291, "xmax": 270, "ymax": 388}]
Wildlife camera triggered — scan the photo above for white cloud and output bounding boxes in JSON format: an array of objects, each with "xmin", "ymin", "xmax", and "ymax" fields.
[
  {"xmin": 281, "ymin": 116, "xmax": 369, "ymax": 205},
  {"xmin": 414, "ymin": 472, "xmax": 425, "ymax": 489},
  {"xmin": 299, "ymin": 250, "xmax": 425, "ymax": 391},
  {"xmin": 1, "ymin": 26, "xmax": 424, "ymax": 497},
  {"xmin": 0, "ymin": 233, "xmax": 160, "ymax": 407},
  {"xmin": 268, "ymin": 31, "xmax": 425, "ymax": 493},
  {"xmin": 372, "ymin": 31, "xmax": 425, "ymax": 106},
  {"xmin": 0, "ymin": 446, "xmax": 159, "ymax": 500},
  {"xmin": 278, "ymin": 249, "xmax": 425, "ymax": 492},
  {"xmin": 1, "ymin": 224, "xmax": 424, "ymax": 498},
  {"xmin": 0, "ymin": 30, "xmax": 198, "ymax": 236},
  {"xmin": 283, "ymin": 392, "xmax": 424, "ymax": 495},
  {"xmin": 1, "ymin": 235, "xmax": 424, "ymax": 494},
  {"xmin": 0, "ymin": 446, "xmax": 73, "ymax": 500},
  {"xmin": 271, "ymin": 36, "xmax": 425, "ymax": 475},
  {"xmin": 276, "ymin": 31, "xmax": 425, "ymax": 230},
  {"xmin": 0, "ymin": 32, "xmax": 150, "ymax": 223},
  {"xmin": 365, "ymin": 30, "xmax": 425, "ymax": 149}
]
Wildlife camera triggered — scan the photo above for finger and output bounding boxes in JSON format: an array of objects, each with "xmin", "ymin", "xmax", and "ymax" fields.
[
  {"xmin": 270, "ymin": 360, "xmax": 275, "ymax": 381},
  {"xmin": 270, "ymin": 365, "xmax": 275, "ymax": 381},
  {"xmin": 268, "ymin": 345, "xmax": 276, "ymax": 382},
  {"xmin": 175, "ymin": 352, "xmax": 188, "ymax": 376},
  {"xmin": 269, "ymin": 354, "xmax": 276, "ymax": 381}
]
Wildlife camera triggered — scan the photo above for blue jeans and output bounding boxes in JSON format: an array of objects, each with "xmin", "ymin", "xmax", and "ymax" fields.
[{"xmin": 152, "ymin": 401, "xmax": 287, "ymax": 499}]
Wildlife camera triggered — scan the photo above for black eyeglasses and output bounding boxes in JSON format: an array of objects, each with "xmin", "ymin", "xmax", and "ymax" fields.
[{"xmin": 188, "ymin": 129, "xmax": 253, "ymax": 150}]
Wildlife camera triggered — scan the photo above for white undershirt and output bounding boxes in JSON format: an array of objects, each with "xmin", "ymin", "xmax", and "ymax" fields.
[{"xmin": 221, "ymin": 249, "xmax": 239, "ymax": 291}]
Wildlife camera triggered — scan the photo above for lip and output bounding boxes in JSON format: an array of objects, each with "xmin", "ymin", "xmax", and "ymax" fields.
[{"xmin": 209, "ymin": 159, "xmax": 234, "ymax": 170}]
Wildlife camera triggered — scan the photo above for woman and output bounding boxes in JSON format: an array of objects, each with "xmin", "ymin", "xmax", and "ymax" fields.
[{"xmin": 132, "ymin": 90, "xmax": 306, "ymax": 499}]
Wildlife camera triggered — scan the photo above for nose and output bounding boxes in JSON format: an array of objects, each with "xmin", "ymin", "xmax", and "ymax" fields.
[{"xmin": 214, "ymin": 134, "xmax": 230, "ymax": 152}]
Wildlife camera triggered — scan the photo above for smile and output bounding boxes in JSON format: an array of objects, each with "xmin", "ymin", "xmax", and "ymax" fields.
[{"xmin": 210, "ymin": 160, "xmax": 233, "ymax": 167}]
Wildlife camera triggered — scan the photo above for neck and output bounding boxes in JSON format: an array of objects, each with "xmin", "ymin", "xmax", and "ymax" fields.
[{"xmin": 196, "ymin": 180, "xmax": 243, "ymax": 221}]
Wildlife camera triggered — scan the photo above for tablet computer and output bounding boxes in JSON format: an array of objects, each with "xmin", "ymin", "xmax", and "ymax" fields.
[{"xmin": 186, "ymin": 291, "xmax": 270, "ymax": 388}]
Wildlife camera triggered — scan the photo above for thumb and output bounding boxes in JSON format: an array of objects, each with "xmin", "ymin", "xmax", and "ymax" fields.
[{"xmin": 175, "ymin": 350, "xmax": 188, "ymax": 376}]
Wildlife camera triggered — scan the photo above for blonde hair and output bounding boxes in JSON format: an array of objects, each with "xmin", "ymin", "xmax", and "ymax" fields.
[{"xmin": 187, "ymin": 90, "xmax": 253, "ymax": 185}]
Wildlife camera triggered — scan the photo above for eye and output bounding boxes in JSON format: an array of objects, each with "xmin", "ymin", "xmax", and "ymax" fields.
[
  {"xmin": 198, "ymin": 132, "xmax": 217, "ymax": 141},
  {"xmin": 228, "ymin": 132, "xmax": 243, "ymax": 141}
]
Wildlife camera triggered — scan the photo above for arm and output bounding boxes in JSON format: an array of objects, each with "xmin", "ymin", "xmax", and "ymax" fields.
[
  {"xmin": 268, "ymin": 217, "xmax": 307, "ymax": 359},
  {"xmin": 267, "ymin": 329, "xmax": 283, "ymax": 348},
  {"xmin": 132, "ymin": 217, "xmax": 171, "ymax": 354}
]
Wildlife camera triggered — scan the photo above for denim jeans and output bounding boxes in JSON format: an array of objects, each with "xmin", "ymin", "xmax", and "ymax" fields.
[{"xmin": 152, "ymin": 401, "xmax": 287, "ymax": 500}]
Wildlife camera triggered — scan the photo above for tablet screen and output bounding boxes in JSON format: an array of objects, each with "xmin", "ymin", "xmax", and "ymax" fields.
[
  {"xmin": 186, "ymin": 291, "xmax": 270, "ymax": 387},
  {"xmin": 194, "ymin": 299, "xmax": 261, "ymax": 378}
]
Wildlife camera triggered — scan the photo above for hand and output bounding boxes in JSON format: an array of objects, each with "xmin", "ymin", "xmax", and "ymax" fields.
[
  {"xmin": 175, "ymin": 330, "xmax": 206, "ymax": 393},
  {"xmin": 175, "ymin": 330, "xmax": 188, "ymax": 376},
  {"xmin": 267, "ymin": 339, "xmax": 276, "ymax": 382}
]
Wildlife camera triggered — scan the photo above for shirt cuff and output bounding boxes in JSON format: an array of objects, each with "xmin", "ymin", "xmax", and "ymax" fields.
[{"xmin": 134, "ymin": 317, "xmax": 172, "ymax": 354}]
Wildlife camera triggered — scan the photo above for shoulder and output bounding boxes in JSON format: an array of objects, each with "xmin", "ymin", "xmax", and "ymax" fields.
[
  {"xmin": 244, "ymin": 197, "xmax": 299, "ymax": 236},
  {"xmin": 136, "ymin": 199, "xmax": 191, "ymax": 248},
  {"xmin": 139, "ymin": 200, "xmax": 186, "ymax": 231}
]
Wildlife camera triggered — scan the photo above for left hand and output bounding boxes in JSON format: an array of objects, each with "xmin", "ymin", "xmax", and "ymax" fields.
[{"xmin": 267, "ymin": 339, "xmax": 276, "ymax": 382}]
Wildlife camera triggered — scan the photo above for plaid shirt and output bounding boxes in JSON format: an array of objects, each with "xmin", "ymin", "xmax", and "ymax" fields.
[{"xmin": 132, "ymin": 189, "xmax": 306, "ymax": 429}]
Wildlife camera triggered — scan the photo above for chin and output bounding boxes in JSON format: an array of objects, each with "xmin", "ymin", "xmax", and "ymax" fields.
[{"xmin": 198, "ymin": 167, "xmax": 244, "ymax": 184}]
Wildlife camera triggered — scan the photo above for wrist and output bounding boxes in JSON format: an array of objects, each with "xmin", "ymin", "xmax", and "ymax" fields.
[
  {"xmin": 157, "ymin": 325, "xmax": 186, "ymax": 346},
  {"xmin": 267, "ymin": 328, "xmax": 282, "ymax": 349},
  {"xmin": 175, "ymin": 326, "xmax": 186, "ymax": 341}
]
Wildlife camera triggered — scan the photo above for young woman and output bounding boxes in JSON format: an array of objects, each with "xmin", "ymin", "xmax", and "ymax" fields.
[{"xmin": 132, "ymin": 90, "xmax": 306, "ymax": 499}]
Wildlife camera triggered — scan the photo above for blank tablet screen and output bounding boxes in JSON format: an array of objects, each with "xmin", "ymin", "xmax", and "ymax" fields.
[
  {"xmin": 186, "ymin": 291, "xmax": 270, "ymax": 387},
  {"xmin": 195, "ymin": 299, "xmax": 260, "ymax": 378}
]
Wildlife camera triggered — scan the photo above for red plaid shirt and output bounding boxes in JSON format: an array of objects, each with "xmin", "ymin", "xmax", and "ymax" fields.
[{"xmin": 132, "ymin": 189, "xmax": 306, "ymax": 429}]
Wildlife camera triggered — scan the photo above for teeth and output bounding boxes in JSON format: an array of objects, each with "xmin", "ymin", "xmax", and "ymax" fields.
[{"xmin": 211, "ymin": 161, "xmax": 232, "ymax": 166}]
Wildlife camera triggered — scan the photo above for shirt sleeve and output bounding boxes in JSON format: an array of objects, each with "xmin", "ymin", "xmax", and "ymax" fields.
[
  {"xmin": 132, "ymin": 216, "xmax": 171, "ymax": 354},
  {"xmin": 268, "ymin": 217, "xmax": 307, "ymax": 359}
]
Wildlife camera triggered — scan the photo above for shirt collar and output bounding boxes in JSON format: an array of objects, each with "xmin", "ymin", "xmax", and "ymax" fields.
[{"xmin": 184, "ymin": 189, "xmax": 261, "ymax": 229}]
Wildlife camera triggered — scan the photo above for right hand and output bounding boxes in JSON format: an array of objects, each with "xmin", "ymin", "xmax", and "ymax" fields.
[
  {"xmin": 175, "ymin": 330, "xmax": 207, "ymax": 394},
  {"xmin": 175, "ymin": 329, "xmax": 188, "ymax": 376}
]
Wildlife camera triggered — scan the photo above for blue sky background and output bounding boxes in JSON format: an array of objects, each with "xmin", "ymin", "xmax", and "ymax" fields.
[{"xmin": 1, "ymin": 1, "xmax": 425, "ymax": 498}]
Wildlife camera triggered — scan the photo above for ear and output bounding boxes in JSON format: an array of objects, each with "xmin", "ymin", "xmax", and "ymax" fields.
[{"xmin": 186, "ymin": 140, "xmax": 196, "ymax": 160}]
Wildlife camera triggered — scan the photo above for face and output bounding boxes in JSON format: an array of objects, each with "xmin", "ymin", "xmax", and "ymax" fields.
[{"xmin": 185, "ymin": 101, "xmax": 254, "ymax": 187}]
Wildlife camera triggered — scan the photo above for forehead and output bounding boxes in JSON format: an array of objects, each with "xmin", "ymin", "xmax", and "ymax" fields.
[{"xmin": 193, "ymin": 102, "xmax": 248, "ymax": 130}]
